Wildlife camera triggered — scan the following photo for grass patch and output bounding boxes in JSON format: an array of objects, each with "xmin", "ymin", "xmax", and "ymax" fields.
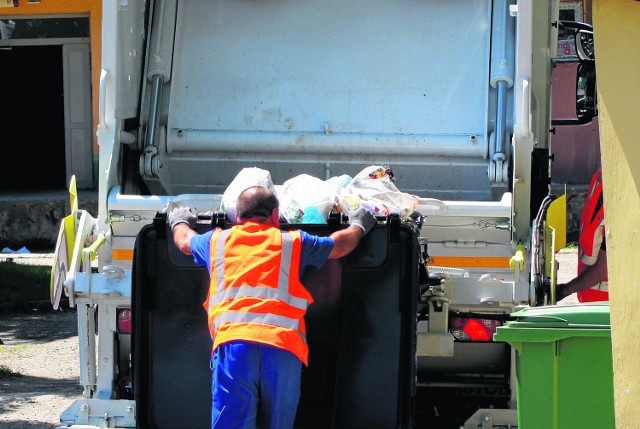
[
  {"xmin": 0, "ymin": 260, "xmax": 51, "ymax": 307},
  {"xmin": 0, "ymin": 365, "xmax": 23, "ymax": 379},
  {"xmin": 0, "ymin": 344, "xmax": 29, "ymax": 357}
]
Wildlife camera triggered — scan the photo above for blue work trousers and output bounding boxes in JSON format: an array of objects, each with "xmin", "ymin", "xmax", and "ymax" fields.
[{"xmin": 211, "ymin": 341, "xmax": 302, "ymax": 429}]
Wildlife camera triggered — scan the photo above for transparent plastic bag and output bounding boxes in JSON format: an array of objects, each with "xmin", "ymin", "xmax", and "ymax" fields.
[
  {"xmin": 279, "ymin": 174, "xmax": 341, "ymax": 224},
  {"xmin": 340, "ymin": 165, "xmax": 419, "ymax": 220},
  {"xmin": 219, "ymin": 167, "xmax": 276, "ymax": 223}
]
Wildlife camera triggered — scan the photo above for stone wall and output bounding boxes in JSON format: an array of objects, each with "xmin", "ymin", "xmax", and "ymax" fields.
[{"xmin": 0, "ymin": 192, "xmax": 98, "ymax": 252}]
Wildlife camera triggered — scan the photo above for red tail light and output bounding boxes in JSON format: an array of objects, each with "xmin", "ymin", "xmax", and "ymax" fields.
[
  {"xmin": 117, "ymin": 308, "xmax": 132, "ymax": 333},
  {"xmin": 451, "ymin": 317, "xmax": 501, "ymax": 342}
]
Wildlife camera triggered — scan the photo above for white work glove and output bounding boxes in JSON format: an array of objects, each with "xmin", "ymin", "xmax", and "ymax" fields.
[
  {"xmin": 348, "ymin": 207, "xmax": 376, "ymax": 235},
  {"xmin": 166, "ymin": 203, "xmax": 197, "ymax": 230}
]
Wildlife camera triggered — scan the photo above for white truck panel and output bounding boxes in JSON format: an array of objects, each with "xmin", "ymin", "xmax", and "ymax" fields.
[{"xmin": 171, "ymin": 0, "xmax": 491, "ymax": 137}]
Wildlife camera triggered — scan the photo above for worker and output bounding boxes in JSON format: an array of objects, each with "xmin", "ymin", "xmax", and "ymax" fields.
[
  {"xmin": 167, "ymin": 186, "xmax": 376, "ymax": 428},
  {"xmin": 556, "ymin": 168, "xmax": 608, "ymax": 302}
]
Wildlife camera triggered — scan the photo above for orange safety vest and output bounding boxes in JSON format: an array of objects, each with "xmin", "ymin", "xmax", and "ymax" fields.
[
  {"xmin": 203, "ymin": 221, "xmax": 314, "ymax": 365},
  {"xmin": 577, "ymin": 169, "xmax": 608, "ymax": 302}
]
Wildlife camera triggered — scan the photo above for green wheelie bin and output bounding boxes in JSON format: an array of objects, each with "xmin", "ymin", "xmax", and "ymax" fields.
[{"xmin": 494, "ymin": 303, "xmax": 615, "ymax": 429}]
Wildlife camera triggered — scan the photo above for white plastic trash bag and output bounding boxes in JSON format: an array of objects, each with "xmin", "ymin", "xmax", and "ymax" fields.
[
  {"xmin": 340, "ymin": 165, "xmax": 419, "ymax": 220},
  {"xmin": 279, "ymin": 174, "xmax": 340, "ymax": 224},
  {"xmin": 219, "ymin": 167, "xmax": 276, "ymax": 223}
]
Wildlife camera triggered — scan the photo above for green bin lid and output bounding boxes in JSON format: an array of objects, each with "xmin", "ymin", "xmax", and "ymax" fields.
[
  {"xmin": 504, "ymin": 303, "xmax": 610, "ymax": 329},
  {"xmin": 494, "ymin": 303, "xmax": 611, "ymax": 343}
]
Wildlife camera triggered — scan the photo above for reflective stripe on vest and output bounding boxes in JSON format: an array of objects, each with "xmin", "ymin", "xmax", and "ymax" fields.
[
  {"xmin": 214, "ymin": 311, "xmax": 300, "ymax": 332},
  {"xmin": 207, "ymin": 230, "xmax": 308, "ymax": 311}
]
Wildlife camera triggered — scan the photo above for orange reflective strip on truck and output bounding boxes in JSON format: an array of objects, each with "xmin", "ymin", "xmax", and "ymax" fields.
[
  {"xmin": 428, "ymin": 256, "xmax": 511, "ymax": 269},
  {"xmin": 112, "ymin": 249, "xmax": 134, "ymax": 261}
]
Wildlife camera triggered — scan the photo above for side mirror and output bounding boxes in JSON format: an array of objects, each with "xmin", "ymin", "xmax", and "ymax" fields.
[
  {"xmin": 557, "ymin": 20, "xmax": 595, "ymax": 63},
  {"xmin": 575, "ymin": 29, "xmax": 595, "ymax": 62},
  {"xmin": 551, "ymin": 21, "xmax": 598, "ymax": 126},
  {"xmin": 576, "ymin": 62, "xmax": 597, "ymax": 122}
]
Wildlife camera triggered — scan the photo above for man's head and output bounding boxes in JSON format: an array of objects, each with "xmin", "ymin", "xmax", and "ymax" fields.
[{"xmin": 236, "ymin": 186, "xmax": 279, "ymax": 225}]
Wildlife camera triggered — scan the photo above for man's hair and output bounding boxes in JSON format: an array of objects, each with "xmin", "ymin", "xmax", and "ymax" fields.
[{"xmin": 236, "ymin": 186, "xmax": 279, "ymax": 221}]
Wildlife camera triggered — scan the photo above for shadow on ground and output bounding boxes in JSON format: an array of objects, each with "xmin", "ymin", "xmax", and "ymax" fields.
[{"xmin": 0, "ymin": 308, "xmax": 77, "ymax": 343}]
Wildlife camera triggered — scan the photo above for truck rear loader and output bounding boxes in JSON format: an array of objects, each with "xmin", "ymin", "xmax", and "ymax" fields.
[{"xmin": 51, "ymin": 0, "xmax": 598, "ymax": 427}]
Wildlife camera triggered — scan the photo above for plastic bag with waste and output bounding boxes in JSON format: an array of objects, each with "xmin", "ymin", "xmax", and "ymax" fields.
[
  {"xmin": 279, "ymin": 174, "xmax": 342, "ymax": 224},
  {"xmin": 219, "ymin": 167, "xmax": 276, "ymax": 223},
  {"xmin": 340, "ymin": 165, "xmax": 419, "ymax": 220}
]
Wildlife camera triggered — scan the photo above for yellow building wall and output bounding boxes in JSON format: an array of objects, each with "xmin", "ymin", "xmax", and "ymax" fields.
[
  {"xmin": 0, "ymin": 0, "xmax": 102, "ymax": 155},
  {"xmin": 592, "ymin": 1, "xmax": 640, "ymax": 427}
]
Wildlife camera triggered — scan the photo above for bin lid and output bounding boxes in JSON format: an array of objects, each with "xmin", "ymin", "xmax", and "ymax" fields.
[
  {"xmin": 504, "ymin": 303, "xmax": 610, "ymax": 329},
  {"xmin": 493, "ymin": 303, "xmax": 611, "ymax": 344}
]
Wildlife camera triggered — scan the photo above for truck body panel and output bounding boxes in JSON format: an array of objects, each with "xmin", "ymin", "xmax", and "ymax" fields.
[{"xmin": 160, "ymin": 0, "xmax": 493, "ymax": 199}]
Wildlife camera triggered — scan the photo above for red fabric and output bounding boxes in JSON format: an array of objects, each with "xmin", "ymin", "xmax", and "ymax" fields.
[{"xmin": 577, "ymin": 170, "xmax": 608, "ymax": 302}]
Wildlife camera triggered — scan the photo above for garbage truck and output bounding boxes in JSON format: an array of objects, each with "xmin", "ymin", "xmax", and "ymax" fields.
[{"xmin": 50, "ymin": 0, "xmax": 598, "ymax": 427}]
